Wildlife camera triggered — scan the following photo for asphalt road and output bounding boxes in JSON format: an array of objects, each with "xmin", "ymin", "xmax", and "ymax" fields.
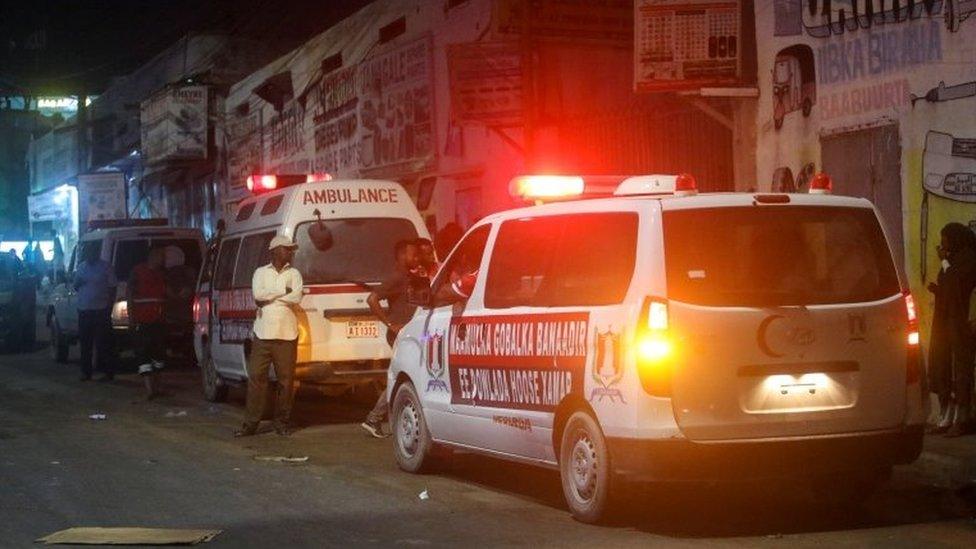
[{"xmin": 2, "ymin": 330, "xmax": 976, "ymax": 547}]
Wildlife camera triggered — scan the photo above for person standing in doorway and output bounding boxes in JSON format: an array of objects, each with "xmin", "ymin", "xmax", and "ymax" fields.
[
  {"xmin": 932, "ymin": 223, "xmax": 976, "ymax": 437},
  {"xmin": 361, "ymin": 240, "xmax": 423, "ymax": 438},
  {"xmin": 129, "ymin": 247, "xmax": 167, "ymax": 398},
  {"xmin": 74, "ymin": 244, "xmax": 117, "ymax": 381},
  {"xmin": 235, "ymin": 235, "xmax": 303, "ymax": 437}
]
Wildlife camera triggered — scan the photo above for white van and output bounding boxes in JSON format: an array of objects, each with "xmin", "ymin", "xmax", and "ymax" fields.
[
  {"xmin": 194, "ymin": 175, "xmax": 430, "ymax": 402},
  {"xmin": 387, "ymin": 174, "xmax": 926, "ymax": 523},
  {"xmin": 49, "ymin": 221, "xmax": 205, "ymax": 362}
]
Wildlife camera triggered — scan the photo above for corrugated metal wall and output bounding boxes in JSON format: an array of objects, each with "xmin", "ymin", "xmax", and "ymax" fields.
[{"xmin": 553, "ymin": 100, "xmax": 735, "ymax": 192}]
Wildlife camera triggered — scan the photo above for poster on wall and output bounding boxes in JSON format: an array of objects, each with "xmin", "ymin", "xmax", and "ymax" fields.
[
  {"xmin": 78, "ymin": 172, "xmax": 127, "ymax": 224},
  {"xmin": 227, "ymin": 112, "xmax": 262, "ymax": 189},
  {"xmin": 447, "ymin": 41, "xmax": 522, "ymax": 126},
  {"xmin": 140, "ymin": 85, "xmax": 209, "ymax": 163},
  {"xmin": 310, "ymin": 35, "xmax": 436, "ymax": 178},
  {"xmin": 493, "ymin": 0, "xmax": 632, "ymax": 43},
  {"xmin": 634, "ymin": 0, "xmax": 741, "ymax": 92}
]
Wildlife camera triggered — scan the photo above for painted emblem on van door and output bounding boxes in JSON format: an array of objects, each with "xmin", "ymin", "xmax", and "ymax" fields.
[
  {"xmin": 425, "ymin": 332, "xmax": 449, "ymax": 392},
  {"xmin": 589, "ymin": 329, "xmax": 625, "ymax": 403}
]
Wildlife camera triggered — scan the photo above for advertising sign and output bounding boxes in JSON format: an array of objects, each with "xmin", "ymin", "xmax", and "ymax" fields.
[
  {"xmin": 493, "ymin": 0, "xmax": 632, "ymax": 43},
  {"xmin": 140, "ymin": 85, "xmax": 209, "ymax": 162},
  {"xmin": 310, "ymin": 35, "xmax": 436, "ymax": 177},
  {"xmin": 635, "ymin": 0, "xmax": 741, "ymax": 92},
  {"xmin": 27, "ymin": 188, "xmax": 73, "ymax": 223},
  {"xmin": 227, "ymin": 112, "xmax": 262, "ymax": 189},
  {"xmin": 447, "ymin": 41, "xmax": 522, "ymax": 126},
  {"xmin": 78, "ymin": 172, "xmax": 127, "ymax": 224}
]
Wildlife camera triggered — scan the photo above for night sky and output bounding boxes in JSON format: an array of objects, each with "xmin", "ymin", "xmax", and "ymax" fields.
[{"xmin": 0, "ymin": 0, "xmax": 374, "ymax": 96}]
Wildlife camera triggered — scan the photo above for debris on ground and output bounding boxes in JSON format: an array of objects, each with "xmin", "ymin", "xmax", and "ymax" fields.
[
  {"xmin": 418, "ymin": 489, "xmax": 430, "ymax": 501},
  {"xmin": 252, "ymin": 455, "xmax": 309, "ymax": 464},
  {"xmin": 88, "ymin": 414, "xmax": 107, "ymax": 421},
  {"xmin": 37, "ymin": 527, "xmax": 222, "ymax": 545},
  {"xmin": 163, "ymin": 410, "xmax": 188, "ymax": 418}
]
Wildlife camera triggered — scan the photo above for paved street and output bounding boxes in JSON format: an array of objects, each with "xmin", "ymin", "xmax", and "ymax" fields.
[{"xmin": 1, "ymin": 328, "xmax": 975, "ymax": 548}]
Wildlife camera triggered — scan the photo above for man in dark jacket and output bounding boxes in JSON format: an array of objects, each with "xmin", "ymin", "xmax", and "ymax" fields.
[{"xmin": 931, "ymin": 223, "xmax": 976, "ymax": 437}]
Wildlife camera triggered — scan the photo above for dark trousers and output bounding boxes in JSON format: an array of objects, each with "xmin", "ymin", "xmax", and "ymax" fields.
[
  {"xmin": 135, "ymin": 321, "xmax": 165, "ymax": 365},
  {"xmin": 244, "ymin": 338, "xmax": 298, "ymax": 428},
  {"xmin": 78, "ymin": 308, "xmax": 112, "ymax": 378}
]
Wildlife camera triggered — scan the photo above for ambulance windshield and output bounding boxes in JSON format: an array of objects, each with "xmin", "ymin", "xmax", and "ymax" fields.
[
  {"xmin": 663, "ymin": 206, "xmax": 900, "ymax": 307},
  {"xmin": 293, "ymin": 217, "xmax": 419, "ymax": 284}
]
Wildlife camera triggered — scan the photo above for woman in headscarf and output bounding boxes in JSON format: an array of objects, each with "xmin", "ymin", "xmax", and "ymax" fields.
[{"xmin": 929, "ymin": 223, "xmax": 976, "ymax": 436}]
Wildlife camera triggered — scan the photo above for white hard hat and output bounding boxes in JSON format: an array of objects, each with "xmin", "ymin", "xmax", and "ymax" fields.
[{"xmin": 268, "ymin": 234, "xmax": 298, "ymax": 250}]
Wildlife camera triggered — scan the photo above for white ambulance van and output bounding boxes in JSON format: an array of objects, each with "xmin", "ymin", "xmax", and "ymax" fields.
[
  {"xmin": 193, "ymin": 175, "xmax": 430, "ymax": 402},
  {"xmin": 387, "ymin": 173, "xmax": 926, "ymax": 523}
]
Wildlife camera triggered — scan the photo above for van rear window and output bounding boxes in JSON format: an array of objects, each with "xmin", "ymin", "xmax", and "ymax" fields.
[
  {"xmin": 663, "ymin": 206, "xmax": 900, "ymax": 307},
  {"xmin": 293, "ymin": 218, "xmax": 418, "ymax": 285}
]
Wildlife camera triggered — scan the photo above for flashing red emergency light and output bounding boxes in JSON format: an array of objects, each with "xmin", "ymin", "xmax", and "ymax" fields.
[
  {"xmin": 510, "ymin": 175, "xmax": 585, "ymax": 201},
  {"xmin": 673, "ymin": 173, "xmax": 698, "ymax": 196},
  {"xmin": 246, "ymin": 175, "xmax": 278, "ymax": 192},
  {"xmin": 306, "ymin": 173, "xmax": 333, "ymax": 183},
  {"xmin": 809, "ymin": 172, "xmax": 833, "ymax": 194}
]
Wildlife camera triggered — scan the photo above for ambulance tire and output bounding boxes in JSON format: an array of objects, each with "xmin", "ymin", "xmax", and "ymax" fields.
[
  {"xmin": 559, "ymin": 411, "xmax": 614, "ymax": 524},
  {"xmin": 392, "ymin": 382, "xmax": 434, "ymax": 474},
  {"xmin": 200, "ymin": 353, "xmax": 228, "ymax": 402}
]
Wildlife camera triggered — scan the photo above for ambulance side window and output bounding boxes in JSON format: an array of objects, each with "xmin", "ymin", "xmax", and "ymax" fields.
[
  {"xmin": 233, "ymin": 232, "xmax": 275, "ymax": 288},
  {"xmin": 213, "ymin": 239, "xmax": 240, "ymax": 291}
]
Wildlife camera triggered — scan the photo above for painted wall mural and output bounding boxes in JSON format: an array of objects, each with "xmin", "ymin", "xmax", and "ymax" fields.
[{"xmin": 757, "ymin": 0, "xmax": 976, "ymax": 347}]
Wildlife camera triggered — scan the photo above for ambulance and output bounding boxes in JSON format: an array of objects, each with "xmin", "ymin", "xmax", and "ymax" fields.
[
  {"xmin": 386, "ymin": 173, "xmax": 926, "ymax": 523},
  {"xmin": 193, "ymin": 174, "xmax": 430, "ymax": 402}
]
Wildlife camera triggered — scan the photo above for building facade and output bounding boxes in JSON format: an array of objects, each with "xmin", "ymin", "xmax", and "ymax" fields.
[
  {"xmin": 752, "ymin": 0, "xmax": 976, "ymax": 338},
  {"xmin": 220, "ymin": 0, "xmax": 744, "ymax": 233}
]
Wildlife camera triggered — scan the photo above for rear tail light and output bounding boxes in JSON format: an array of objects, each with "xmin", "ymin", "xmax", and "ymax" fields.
[
  {"xmin": 193, "ymin": 294, "xmax": 210, "ymax": 324},
  {"xmin": 636, "ymin": 297, "xmax": 674, "ymax": 396},
  {"xmin": 904, "ymin": 291, "xmax": 921, "ymax": 384}
]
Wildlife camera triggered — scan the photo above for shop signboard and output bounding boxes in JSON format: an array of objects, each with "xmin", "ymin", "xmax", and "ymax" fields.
[
  {"xmin": 493, "ymin": 0, "xmax": 632, "ymax": 43},
  {"xmin": 78, "ymin": 172, "xmax": 127, "ymax": 224},
  {"xmin": 140, "ymin": 85, "xmax": 209, "ymax": 162}
]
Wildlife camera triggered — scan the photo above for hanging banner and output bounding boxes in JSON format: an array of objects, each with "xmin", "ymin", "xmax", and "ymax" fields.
[
  {"xmin": 227, "ymin": 112, "xmax": 262, "ymax": 189},
  {"xmin": 635, "ymin": 0, "xmax": 741, "ymax": 92},
  {"xmin": 140, "ymin": 85, "xmax": 209, "ymax": 162},
  {"xmin": 447, "ymin": 41, "xmax": 522, "ymax": 126},
  {"xmin": 78, "ymin": 172, "xmax": 127, "ymax": 224}
]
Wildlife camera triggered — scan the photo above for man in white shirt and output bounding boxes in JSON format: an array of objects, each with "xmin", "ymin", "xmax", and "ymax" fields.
[{"xmin": 235, "ymin": 235, "xmax": 304, "ymax": 437}]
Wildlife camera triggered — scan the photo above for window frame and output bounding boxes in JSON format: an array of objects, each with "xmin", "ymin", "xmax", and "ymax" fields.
[
  {"xmin": 431, "ymin": 224, "xmax": 492, "ymax": 299},
  {"xmin": 213, "ymin": 238, "xmax": 241, "ymax": 291},
  {"xmin": 232, "ymin": 231, "xmax": 276, "ymax": 289}
]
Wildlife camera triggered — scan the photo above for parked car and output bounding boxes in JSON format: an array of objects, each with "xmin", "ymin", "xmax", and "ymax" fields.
[
  {"xmin": 48, "ymin": 220, "xmax": 205, "ymax": 363},
  {"xmin": 0, "ymin": 253, "xmax": 37, "ymax": 352}
]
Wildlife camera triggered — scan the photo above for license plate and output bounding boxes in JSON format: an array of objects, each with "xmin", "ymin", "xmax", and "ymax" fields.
[{"xmin": 346, "ymin": 320, "xmax": 379, "ymax": 339}]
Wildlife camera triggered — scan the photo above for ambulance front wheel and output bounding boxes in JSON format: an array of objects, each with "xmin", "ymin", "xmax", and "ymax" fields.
[
  {"xmin": 559, "ymin": 411, "xmax": 613, "ymax": 524},
  {"xmin": 392, "ymin": 381, "xmax": 434, "ymax": 473}
]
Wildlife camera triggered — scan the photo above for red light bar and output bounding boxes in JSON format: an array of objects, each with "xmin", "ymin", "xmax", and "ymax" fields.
[
  {"xmin": 306, "ymin": 173, "xmax": 333, "ymax": 183},
  {"xmin": 246, "ymin": 175, "xmax": 278, "ymax": 192},
  {"xmin": 510, "ymin": 175, "xmax": 585, "ymax": 201}
]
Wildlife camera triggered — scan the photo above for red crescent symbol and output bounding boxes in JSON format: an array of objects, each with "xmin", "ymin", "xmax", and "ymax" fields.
[{"xmin": 758, "ymin": 315, "xmax": 786, "ymax": 358}]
